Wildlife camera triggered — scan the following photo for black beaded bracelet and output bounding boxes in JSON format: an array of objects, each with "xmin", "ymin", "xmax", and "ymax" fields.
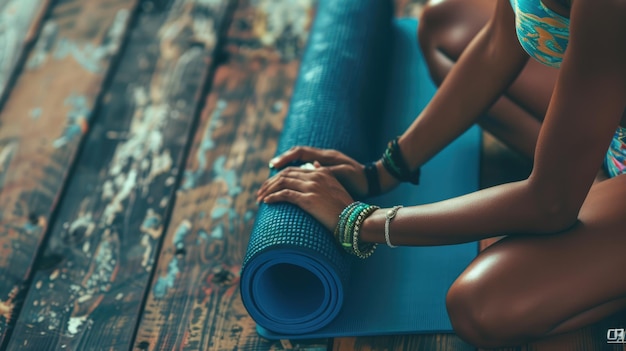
[{"xmin": 381, "ymin": 137, "xmax": 420, "ymax": 185}]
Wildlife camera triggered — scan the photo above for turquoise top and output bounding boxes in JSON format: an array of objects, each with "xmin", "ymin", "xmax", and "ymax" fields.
[{"xmin": 510, "ymin": 0, "xmax": 570, "ymax": 68}]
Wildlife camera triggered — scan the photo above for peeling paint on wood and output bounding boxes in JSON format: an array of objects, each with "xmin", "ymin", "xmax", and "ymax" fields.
[
  {"xmin": 132, "ymin": 1, "xmax": 324, "ymax": 349},
  {"xmin": 134, "ymin": 57, "xmax": 317, "ymax": 351},
  {"xmin": 0, "ymin": 140, "xmax": 18, "ymax": 189},
  {"xmin": 226, "ymin": 0, "xmax": 316, "ymax": 62},
  {"xmin": 26, "ymin": 6, "xmax": 130, "ymax": 73},
  {"xmin": 0, "ymin": 0, "xmax": 50, "ymax": 102},
  {"xmin": 53, "ymin": 94, "xmax": 91, "ymax": 148},
  {"xmin": 0, "ymin": 0, "xmax": 137, "ymax": 347},
  {"xmin": 5, "ymin": 0, "xmax": 233, "ymax": 349}
]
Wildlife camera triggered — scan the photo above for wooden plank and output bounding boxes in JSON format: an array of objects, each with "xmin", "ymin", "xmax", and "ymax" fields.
[
  {"xmin": 0, "ymin": 0, "xmax": 51, "ymax": 105},
  {"xmin": 134, "ymin": 1, "xmax": 324, "ymax": 350},
  {"xmin": 224, "ymin": 0, "xmax": 316, "ymax": 62},
  {"xmin": 3, "ymin": 0, "xmax": 233, "ymax": 350},
  {"xmin": 334, "ymin": 335, "xmax": 473, "ymax": 351},
  {"xmin": 0, "ymin": 0, "xmax": 137, "ymax": 348},
  {"xmin": 134, "ymin": 61, "xmax": 307, "ymax": 351}
]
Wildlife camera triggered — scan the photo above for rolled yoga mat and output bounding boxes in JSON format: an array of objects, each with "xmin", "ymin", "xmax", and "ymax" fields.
[{"xmin": 240, "ymin": 0, "xmax": 481, "ymax": 339}]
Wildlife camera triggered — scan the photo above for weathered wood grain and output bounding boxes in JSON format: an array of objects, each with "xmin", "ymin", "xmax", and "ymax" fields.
[
  {"xmin": 134, "ymin": 61, "xmax": 313, "ymax": 351},
  {"xmin": 0, "ymin": 0, "xmax": 137, "ymax": 348},
  {"xmin": 134, "ymin": 1, "xmax": 323, "ymax": 350},
  {"xmin": 334, "ymin": 335, "xmax": 473, "ymax": 351},
  {"xmin": 3, "ymin": 0, "xmax": 233, "ymax": 350},
  {"xmin": 224, "ymin": 0, "xmax": 316, "ymax": 62},
  {"xmin": 0, "ymin": 0, "xmax": 51, "ymax": 105}
]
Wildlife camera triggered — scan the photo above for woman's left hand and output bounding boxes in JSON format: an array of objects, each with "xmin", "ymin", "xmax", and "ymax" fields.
[{"xmin": 256, "ymin": 163, "xmax": 354, "ymax": 232}]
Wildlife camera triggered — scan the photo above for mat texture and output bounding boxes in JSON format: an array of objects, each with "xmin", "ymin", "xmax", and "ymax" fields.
[{"xmin": 240, "ymin": 0, "xmax": 481, "ymax": 339}]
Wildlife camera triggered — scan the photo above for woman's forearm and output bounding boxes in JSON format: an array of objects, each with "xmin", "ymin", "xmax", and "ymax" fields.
[
  {"xmin": 359, "ymin": 180, "xmax": 575, "ymax": 246},
  {"xmin": 397, "ymin": 1, "xmax": 528, "ymax": 173}
]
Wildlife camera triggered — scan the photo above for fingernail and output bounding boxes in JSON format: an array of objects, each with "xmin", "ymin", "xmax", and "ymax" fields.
[{"xmin": 269, "ymin": 157, "xmax": 279, "ymax": 168}]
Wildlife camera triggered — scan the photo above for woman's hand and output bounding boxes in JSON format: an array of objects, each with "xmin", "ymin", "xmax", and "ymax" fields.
[
  {"xmin": 267, "ymin": 146, "xmax": 370, "ymax": 198},
  {"xmin": 256, "ymin": 164, "xmax": 354, "ymax": 232}
]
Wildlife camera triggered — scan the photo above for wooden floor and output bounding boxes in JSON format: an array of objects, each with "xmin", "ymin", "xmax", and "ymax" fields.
[{"xmin": 0, "ymin": 0, "xmax": 624, "ymax": 350}]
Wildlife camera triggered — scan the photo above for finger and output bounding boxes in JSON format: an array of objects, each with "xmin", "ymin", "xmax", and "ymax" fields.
[
  {"xmin": 269, "ymin": 146, "xmax": 346, "ymax": 169},
  {"xmin": 263, "ymin": 189, "xmax": 310, "ymax": 207},
  {"xmin": 258, "ymin": 178, "xmax": 311, "ymax": 202},
  {"xmin": 269, "ymin": 146, "xmax": 314, "ymax": 169},
  {"xmin": 256, "ymin": 169, "xmax": 316, "ymax": 202},
  {"xmin": 256, "ymin": 166, "xmax": 313, "ymax": 198}
]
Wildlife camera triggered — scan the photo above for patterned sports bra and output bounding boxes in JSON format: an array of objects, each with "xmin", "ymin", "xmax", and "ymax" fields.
[
  {"xmin": 509, "ymin": 0, "xmax": 569, "ymax": 68},
  {"xmin": 510, "ymin": 0, "xmax": 626, "ymax": 178}
]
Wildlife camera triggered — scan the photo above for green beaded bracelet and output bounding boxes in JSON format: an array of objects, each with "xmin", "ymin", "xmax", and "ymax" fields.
[
  {"xmin": 335, "ymin": 202, "xmax": 379, "ymax": 258},
  {"xmin": 335, "ymin": 202, "xmax": 360, "ymax": 244},
  {"xmin": 351, "ymin": 205, "xmax": 379, "ymax": 258},
  {"xmin": 343, "ymin": 203, "xmax": 369, "ymax": 252}
]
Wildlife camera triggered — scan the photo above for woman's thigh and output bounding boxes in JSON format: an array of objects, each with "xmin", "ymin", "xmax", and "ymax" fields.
[{"xmin": 447, "ymin": 175, "xmax": 626, "ymax": 347}]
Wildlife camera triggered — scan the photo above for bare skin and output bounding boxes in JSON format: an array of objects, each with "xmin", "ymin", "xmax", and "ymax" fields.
[
  {"xmin": 418, "ymin": 0, "xmax": 556, "ymax": 158},
  {"xmin": 256, "ymin": 0, "xmax": 626, "ymax": 347}
]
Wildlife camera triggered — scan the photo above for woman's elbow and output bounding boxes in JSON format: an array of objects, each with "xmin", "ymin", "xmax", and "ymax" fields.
[{"xmin": 531, "ymin": 194, "xmax": 580, "ymax": 234}]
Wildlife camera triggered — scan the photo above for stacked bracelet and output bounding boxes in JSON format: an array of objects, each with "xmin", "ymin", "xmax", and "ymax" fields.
[
  {"xmin": 334, "ymin": 201, "xmax": 379, "ymax": 259},
  {"xmin": 381, "ymin": 137, "xmax": 420, "ymax": 185}
]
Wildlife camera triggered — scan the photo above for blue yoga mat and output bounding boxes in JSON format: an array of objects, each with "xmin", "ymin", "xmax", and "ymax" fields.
[{"xmin": 241, "ymin": 0, "xmax": 480, "ymax": 339}]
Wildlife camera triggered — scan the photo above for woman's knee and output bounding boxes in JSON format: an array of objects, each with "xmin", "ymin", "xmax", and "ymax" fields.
[
  {"xmin": 446, "ymin": 277, "xmax": 496, "ymax": 347},
  {"xmin": 418, "ymin": 0, "xmax": 494, "ymax": 83},
  {"xmin": 446, "ymin": 266, "xmax": 546, "ymax": 348},
  {"xmin": 418, "ymin": 0, "xmax": 493, "ymax": 54}
]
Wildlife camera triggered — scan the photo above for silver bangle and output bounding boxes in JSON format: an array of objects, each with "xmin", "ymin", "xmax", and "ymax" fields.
[{"xmin": 385, "ymin": 205, "xmax": 402, "ymax": 248}]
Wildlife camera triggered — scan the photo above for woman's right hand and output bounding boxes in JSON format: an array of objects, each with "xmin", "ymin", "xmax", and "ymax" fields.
[{"xmin": 264, "ymin": 146, "xmax": 398, "ymax": 199}]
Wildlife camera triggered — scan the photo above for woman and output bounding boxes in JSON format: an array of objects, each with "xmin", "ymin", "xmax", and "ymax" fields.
[{"xmin": 256, "ymin": 0, "xmax": 626, "ymax": 347}]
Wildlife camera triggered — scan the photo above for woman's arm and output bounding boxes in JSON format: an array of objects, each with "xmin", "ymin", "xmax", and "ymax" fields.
[
  {"xmin": 361, "ymin": 0, "xmax": 626, "ymax": 246},
  {"xmin": 377, "ymin": 0, "xmax": 530, "ymax": 189},
  {"xmin": 266, "ymin": 0, "xmax": 530, "ymax": 196}
]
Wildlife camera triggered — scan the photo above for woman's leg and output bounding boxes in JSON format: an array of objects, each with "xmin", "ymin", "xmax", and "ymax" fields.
[
  {"xmin": 446, "ymin": 175, "xmax": 626, "ymax": 348},
  {"xmin": 418, "ymin": 0, "xmax": 559, "ymax": 158}
]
